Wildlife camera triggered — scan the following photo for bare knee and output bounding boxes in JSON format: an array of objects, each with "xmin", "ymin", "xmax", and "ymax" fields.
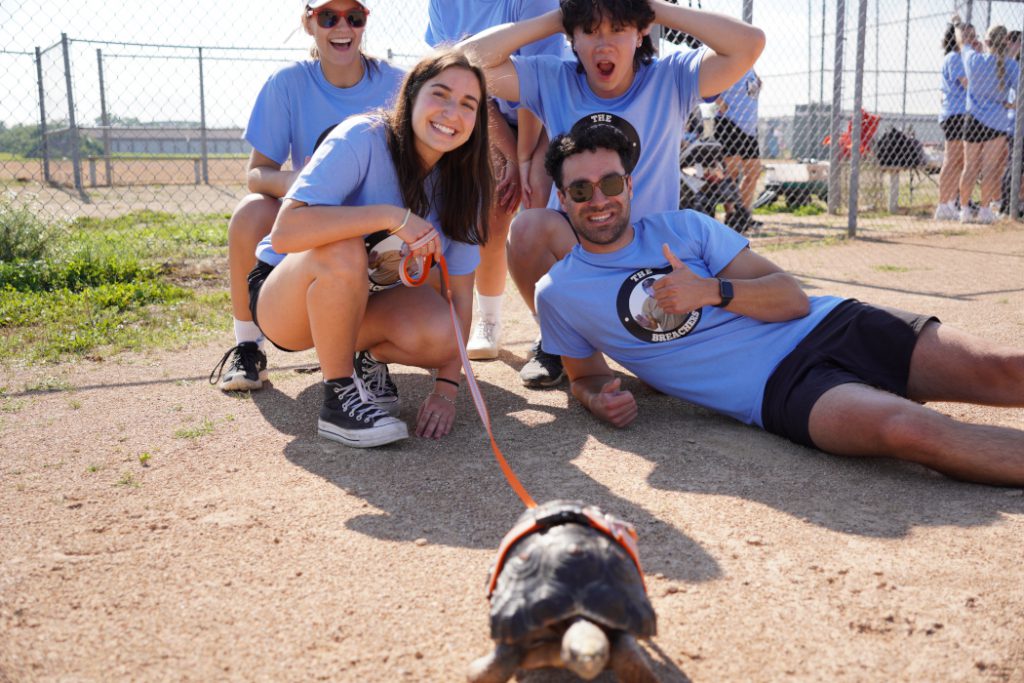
[
  {"xmin": 308, "ymin": 238, "xmax": 368, "ymax": 285},
  {"xmin": 873, "ymin": 408, "xmax": 944, "ymax": 455},
  {"xmin": 229, "ymin": 194, "xmax": 280, "ymax": 253},
  {"xmin": 509, "ymin": 210, "xmax": 573, "ymax": 260}
]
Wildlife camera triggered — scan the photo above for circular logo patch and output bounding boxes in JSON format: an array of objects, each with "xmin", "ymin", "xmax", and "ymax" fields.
[{"xmin": 616, "ymin": 267, "xmax": 701, "ymax": 343}]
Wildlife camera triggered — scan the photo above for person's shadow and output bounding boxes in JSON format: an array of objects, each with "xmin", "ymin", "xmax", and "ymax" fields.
[{"xmin": 251, "ymin": 369, "xmax": 721, "ymax": 584}]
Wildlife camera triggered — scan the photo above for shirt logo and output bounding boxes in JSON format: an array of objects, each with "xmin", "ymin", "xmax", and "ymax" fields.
[{"xmin": 616, "ymin": 267, "xmax": 701, "ymax": 343}]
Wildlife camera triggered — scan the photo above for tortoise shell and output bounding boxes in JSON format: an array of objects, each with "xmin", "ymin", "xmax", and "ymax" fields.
[{"xmin": 488, "ymin": 500, "xmax": 656, "ymax": 643}]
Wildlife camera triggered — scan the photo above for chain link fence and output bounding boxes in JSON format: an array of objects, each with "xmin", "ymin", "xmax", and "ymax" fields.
[{"xmin": 2, "ymin": 0, "xmax": 1023, "ymax": 235}]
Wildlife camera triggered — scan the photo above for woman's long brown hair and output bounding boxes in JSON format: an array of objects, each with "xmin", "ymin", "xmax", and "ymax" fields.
[{"xmin": 383, "ymin": 49, "xmax": 492, "ymax": 245}]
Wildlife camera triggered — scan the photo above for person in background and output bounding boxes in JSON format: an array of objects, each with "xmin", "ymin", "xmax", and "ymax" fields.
[
  {"xmin": 425, "ymin": 1, "xmax": 571, "ymax": 361},
  {"xmin": 957, "ymin": 20, "xmax": 1018, "ymax": 224},
  {"xmin": 210, "ymin": 0, "xmax": 404, "ymax": 392},
  {"xmin": 458, "ymin": 0, "xmax": 764, "ymax": 389},
  {"xmin": 250, "ymin": 49, "xmax": 493, "ymax": 448},
  {"xmin": 934, "ymin": 21, "xmax": 973, "ymax": 221},
  {"xmin": 714, "ymin": 68, "xmax": 762, "ymax": 232}
]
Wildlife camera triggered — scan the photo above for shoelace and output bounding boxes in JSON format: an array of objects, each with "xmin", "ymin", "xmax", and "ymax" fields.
[
  {"xmin": 335, "ymin": 380, "xmax": 386, "ymax": 421},
  {"xmin": 473, "ymin": 321, "xmax": 498, "ymax": 343},
  {"xmin": 360, "ymin": 355, "xmax": 393, "ymax": 396},
  {"xmin": 208, "ymin": 344, "xmax": 255, "ymax": 385}
]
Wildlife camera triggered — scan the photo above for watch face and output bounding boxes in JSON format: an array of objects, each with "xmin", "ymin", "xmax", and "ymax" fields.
[{"xmin": 718, "ymin": 278, "xmax": 734, "ymax": 306}]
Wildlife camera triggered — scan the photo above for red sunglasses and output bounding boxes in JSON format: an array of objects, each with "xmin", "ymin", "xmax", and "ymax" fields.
[{"xmin": 307, "ymin": 7, "xmax": 370, "ymax": 29}]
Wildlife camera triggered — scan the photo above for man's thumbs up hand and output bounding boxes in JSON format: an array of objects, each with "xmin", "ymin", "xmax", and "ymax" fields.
[{"xmin": 653, "ymin": 243, "xmax": 715, "ymax": 314}]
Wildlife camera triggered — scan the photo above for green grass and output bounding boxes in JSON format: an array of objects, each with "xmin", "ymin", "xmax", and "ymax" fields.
[
  {"xmin": 0, "ymin": 202, "xmax": 231, "ymax": 363},
  {"xmin": 872, "ymin": 264, "xmax": 910, "ymax": 273},
  {"xmin": 174, "ymin": 418, "xmax": 215, "ymax": 440}
]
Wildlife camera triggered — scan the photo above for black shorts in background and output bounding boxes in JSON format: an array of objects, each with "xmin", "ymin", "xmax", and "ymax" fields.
[
  {"xmin": 760, "ymin": 300, "xmax": 938, "ymax": 449},
  {"xmin": 963, "ymin": 115, "xmax": 1007, "ymax": 144},
  {"xmin": 714, "ymin": 116, "xmax": 761, "ymax": 160},
  {"xmin": 940, "ymin": 113, "xmax": 967, "ymax": 141}
]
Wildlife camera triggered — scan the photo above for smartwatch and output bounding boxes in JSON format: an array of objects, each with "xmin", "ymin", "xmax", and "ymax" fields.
[{"xmin": 715, "ymin": 278, "xmax": 734, "ymax": 308}]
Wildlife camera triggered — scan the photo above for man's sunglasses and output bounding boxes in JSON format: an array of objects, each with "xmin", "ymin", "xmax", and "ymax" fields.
[
  {"xmin": 307, "ymin": 7, "xmax": 370, "ymax": 29},
  {"xmin": 564, "ymin": 173, "xmax": 629, "ymax": 203}
]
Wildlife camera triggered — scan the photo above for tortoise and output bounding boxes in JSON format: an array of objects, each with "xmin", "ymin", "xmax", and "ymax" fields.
[{"xmin": 468, "ymin": 499, "xmax": 658, "ymax": 682}]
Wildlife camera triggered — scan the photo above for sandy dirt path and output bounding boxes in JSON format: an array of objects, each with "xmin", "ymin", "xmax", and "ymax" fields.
[{"xmin": 1, "ymin": 224, "xmax": 1023, "ymax": 682}]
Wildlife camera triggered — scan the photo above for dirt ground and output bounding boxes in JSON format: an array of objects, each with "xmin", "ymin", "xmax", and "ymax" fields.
[{"xmin": 1, "ymin": 222, "xmax": 1023, "ymax": 682}]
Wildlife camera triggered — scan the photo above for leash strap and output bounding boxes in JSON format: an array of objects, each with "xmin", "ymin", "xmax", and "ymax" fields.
[{"xmin": 401, "ymin": 233, "xmax": 536, "ymax": 509}]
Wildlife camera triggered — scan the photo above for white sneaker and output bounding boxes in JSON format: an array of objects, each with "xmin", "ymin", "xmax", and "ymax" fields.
[
  {"xmin": 933, "ymin": 203, "xmax": 958, "ymax": 221},
  {"xmin": 959, "ymin": 206, "xmax": 974, "ymax": 223},
  {"xmin": 975, "ymin": 206, "xmax": 997, "ymax": 224},
  {"xmin": 466, "ymin": 319, "xmax": 501, "ymax": 360}
]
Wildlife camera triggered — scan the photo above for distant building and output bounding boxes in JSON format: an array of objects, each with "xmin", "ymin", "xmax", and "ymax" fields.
[{"xmin": 61, "ymin": 127, "xmax": 250, "ymax": 156}]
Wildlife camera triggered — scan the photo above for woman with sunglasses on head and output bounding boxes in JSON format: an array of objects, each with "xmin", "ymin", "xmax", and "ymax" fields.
[
  {"xmin": 425, "ymin": 0, "xmax": 572, "ymax": 362},
  {"xmin": 250, "ymin": 48, "xmax": 492, "ymax": 448},
  {"xmin": 211, "ymin": 0, "xmax": 404, "ymax": 393}
]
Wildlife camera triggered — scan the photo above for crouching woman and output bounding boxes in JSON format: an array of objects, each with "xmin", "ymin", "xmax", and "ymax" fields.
[{"xmin": 251, "ymin": 48, "xmax": 492, "ymax": 447}]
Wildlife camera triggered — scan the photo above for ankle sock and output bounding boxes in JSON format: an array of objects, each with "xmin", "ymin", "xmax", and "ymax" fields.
[
  {"xmin": 234, "ymin": 319, "xmax": 264, "ymax": 347},
  {"xmin": 476, "ymin": 293, "xmax": 504, "ymax": 323}
]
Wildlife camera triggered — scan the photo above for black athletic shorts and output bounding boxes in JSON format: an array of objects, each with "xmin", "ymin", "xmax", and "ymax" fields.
[
  {"xmin": 760, "ymin": 300, "xmax": 939, "ymax": 449},
  {"xmin": 940, "ymin": 113, "xmax": 967, "ymax": 141},
  {"xmin": 963, "ymin": 115, "xmax": 1007, "ymax": 144},
  {"xmin": 714, "ymin": 117, "xmax": 761, "ymax": 160},
  {"xmin": 247, "ymin": 260, "xmax": 299, "ymax": 353}
]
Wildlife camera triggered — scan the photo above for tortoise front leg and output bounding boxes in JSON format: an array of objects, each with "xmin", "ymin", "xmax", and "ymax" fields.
[
  {"xmin": 467, "ymin": 643, "xmax": 523, "ymax": 683},
  {"xmin": 608, "ymin": 634, "xmax": 659, "ymax": 683}
]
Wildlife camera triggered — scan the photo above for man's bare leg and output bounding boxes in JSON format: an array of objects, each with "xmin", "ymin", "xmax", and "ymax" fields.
[{"xmin": 808, "ymin": 323, "xmax": 1024, "ymax": 485}]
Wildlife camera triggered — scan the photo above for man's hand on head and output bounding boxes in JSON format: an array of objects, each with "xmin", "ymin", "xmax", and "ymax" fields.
[{"xmin": 653, "ymin": 243, "xmax": 718, "ymax": 314}]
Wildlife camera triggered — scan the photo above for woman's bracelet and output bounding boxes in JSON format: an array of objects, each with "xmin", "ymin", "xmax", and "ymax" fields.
[
  {"xmin": 430, "ymin": 392, "xmax": 456, "ymax": 405},
  {"xmin": 434, "ymin": 377, "xmax": 460, "ymax": 389},
  {"xmin": 387, "ymin": 208, "xmax": 412, "ymax": 236}
]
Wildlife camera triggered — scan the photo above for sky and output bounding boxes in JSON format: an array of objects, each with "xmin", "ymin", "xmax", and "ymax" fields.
[{"xmin": 2, "ymin": 0, "xmax": 1023, "ymax": 130}]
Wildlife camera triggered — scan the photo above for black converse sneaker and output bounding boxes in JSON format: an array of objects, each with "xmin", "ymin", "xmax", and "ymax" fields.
[
  {"xmin": 209, "ymin": 342, "xmax": 268, "ymax": 392},
  {"xmin": 318, "ymin": 377, "xmax": 408, "ymax": 448},
  {"xmin": 354, "ymin": 350, "xmax": 400, "ymax": 416}
]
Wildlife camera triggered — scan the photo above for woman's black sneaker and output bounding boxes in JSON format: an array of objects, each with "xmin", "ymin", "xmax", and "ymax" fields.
[
  {"xmin": 354, "ymin": 350, "xmax": 400, "ymax": 416},
  {"xmin": 210, "ymin": 342, "xmax": 268, "ymax": 392},
  {"xmin": 318, "ymin": 377, "xmax": 408, "ymax": 448}
]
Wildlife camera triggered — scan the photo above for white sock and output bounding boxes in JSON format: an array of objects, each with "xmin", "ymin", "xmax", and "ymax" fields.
[
  {"xmin": 476, "ymin": 293, "xmax": 504, "ymax": 324},
  {"xmin": 234, "ymin": 318, "xmax": 264, "ymax": 347}
]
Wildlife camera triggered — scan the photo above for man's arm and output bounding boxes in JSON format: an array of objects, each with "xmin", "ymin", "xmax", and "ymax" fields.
[
  {"xmin": 650, "ymin": 0, "xmax": 766, "ymax": 99},
  {"xmin": 653, "ymin": 244, "xmax": 809, "ymax": 322},
  {"xmin": 456, "ymin": 10, "xmax": 564, "ymax": 102},
  {"xmin": 564, "ymin": 353, "xmax": 639, "ymax": 428}
]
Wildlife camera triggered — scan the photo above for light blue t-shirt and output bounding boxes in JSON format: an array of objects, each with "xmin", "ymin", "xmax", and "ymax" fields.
[
  {"xmin": 718, "ymin": 68, "xmax": 760, "ymax": 137},
  {"xmin": 962, "ymin": 45, "xmax": 1018, "ymax": 133},
  {"xmin": 939, "ymin": 51, "xmax": 968, "ymax": 121},
  {"xmin": 255, "ymin": 116, "xmax": 480, "ymax": 287},
  {"xmin": 512, "ymin": 49, "xmax": 707, "ymax": 218},
  {"xmin": 536, "ymin": 210, "xmax": 844, "ymax": 427},
  {"xmin": 244, "ymin": 58, "xmax": 405, "ymax": 168},
  {"xmin": 424, "ymin": 0, "xmax": 570, "ymax": 124}
]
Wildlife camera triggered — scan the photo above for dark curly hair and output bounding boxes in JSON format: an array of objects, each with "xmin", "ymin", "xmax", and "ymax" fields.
[
  {"xmin": 544, "ymin": 123, "xmax": 634, "ymax": 189},
  {"xmin": 560, "ymin": 0, "xmax": 657, "ymax": 75}
]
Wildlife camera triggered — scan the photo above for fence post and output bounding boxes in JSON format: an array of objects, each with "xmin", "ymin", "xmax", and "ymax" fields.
[
  {"xmin": 827, "ymin": 0, "xmax": 845, "ymax": 214},
  {"xmin": 818, "ymin": 0, "xmax": 826, "ymax": 103},
  {"xmin": 899, "ymin": 0, "xmax": 910, "ymax": 130},
  {"xmin": 847, "ymin": 0, "xmax": 867, "ymax": 239},
  {"xmin": 35, "ymin": 46, "xmax": 52, "ymax": 185},
  {"xmin": 97, "ymin": 48, "xmax": 113, "ymax": 187},
  {"xmin": 965, "ymin": 0, "xmax": 973, "ymax": 27},
  {"xmin": 198, "ymin": 46, "xmax": 210, "ymax": 185},
  {"xmin": 61, "ymin": 33, "xmax": 84, "ymax": 192},
  {"xmin": 742, "ymin": 0, "xmax": 752, "ymax": 23},
  {"xmin": 1009, "ymin": 11, "xmax": 1024, "ymax": 221}
]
